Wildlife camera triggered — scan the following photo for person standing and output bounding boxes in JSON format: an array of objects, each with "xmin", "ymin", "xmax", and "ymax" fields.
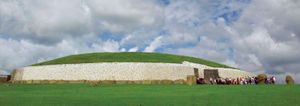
[
  {"xmin": 254, "ymin": 77, "xmax": 258, "ymax": 84},
  {"xmin": 251, "ymin": 77, "xmax": 255, "ymax": 85},
  {"xmin": 264, "ymin": 77, "xmax": 269, "ymax": 84},
  {"xmin": 271, "ymin": 76, "xmax": 276, "ymax": 84},
  {"xmin": 209, "ymin": 77, "xmax": 214, "ymax": 85}
]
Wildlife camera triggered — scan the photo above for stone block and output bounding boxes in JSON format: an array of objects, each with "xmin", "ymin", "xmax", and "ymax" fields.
[
  {"xmin": 101, "ymin": 80, "xmax": 116, "ymax": 84},
  {"xmin": 142, "ymin": 80, "xmax": 152, "ymax": 84},
  {"xmin": 116, "ymin": 80, "xmax": 128, "ymax": 84},
  {"xmin": 133, "ymin": 80, "xmax": 143, "ymax": 84},
  {"xmin": 49, "ymin": 80, "xmax": 57, "ymax": 84},
  {"xmin": 174, "ymin": 79, "xmax": 185, "ymax": 84},
  {"xmin": 160, "ymin": 80, "xmax": 174, "ymax": 84},
  {"xmin": 150, "ymin": 80, "xmax": 161, "ymax": 84},
  {"xmin": 186, "ymin": 75, "xmax": 196, "ymax": 85}
]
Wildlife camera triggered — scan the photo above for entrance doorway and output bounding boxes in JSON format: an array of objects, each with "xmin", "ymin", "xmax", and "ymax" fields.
[
  {"xmin": 7, "ymin": 75, "xmax": 11, "ymax": 82},
  {"xmin": 204, "ymin": 69, "xmax": 219, "ymax": 83},
  {"xmin": 194, "ymin": 68, "xmax": 199, "ymax": 78}
]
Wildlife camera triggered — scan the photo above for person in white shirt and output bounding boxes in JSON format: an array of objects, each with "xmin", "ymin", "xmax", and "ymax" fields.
[
  {"xmin": 209, "ymin": 77, "xmax": 214, "ymax": 85},
  {"xmin": 271, "ymin": 76, "xmax": 276, "ymax": 84}
]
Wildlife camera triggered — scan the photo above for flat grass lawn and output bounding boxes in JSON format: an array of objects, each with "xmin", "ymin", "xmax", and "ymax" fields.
[{"xmin": 0, "ymin": 84, "xmax": 299, "ymax": 106}]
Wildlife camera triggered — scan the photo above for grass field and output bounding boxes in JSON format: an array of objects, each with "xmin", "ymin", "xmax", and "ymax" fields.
[
  {"xmin": 32, "ymin": 52, "xmax": 232, "ymax": 68},
  {"xmin": 0, "ymin": 84, "xmax": 299, "ymax": 106}
]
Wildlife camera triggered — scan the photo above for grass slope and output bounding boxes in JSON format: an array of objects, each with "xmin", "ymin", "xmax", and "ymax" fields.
[
  {"xmin": 33, "ymin": 52, "xmax": 232, "ymax": 68},
  {"xmin": 0, "ymin": 84, "xmax": 299, "ymax": 106}
]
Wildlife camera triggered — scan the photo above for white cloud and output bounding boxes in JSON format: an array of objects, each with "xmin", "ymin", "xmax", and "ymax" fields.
[
  {"xmin": 120, "ymin": 34, "xmax": 133, "ymax": 45},
  {"xmin": 86, "ymin": 0, "xmax": 163, "ymax": 32},
  {"xmin": 229, "ymin": 0, "xmax": 300, "ymax": 74},
  {"xmin": 0, "ymin": 69, "xmax": 8, "ymax": 75},
  {"xmin": 0, "ymin": 0, "xmax": 163, "ymax": 44},
  {"xmin": 247, "ymin": 54, "xmax": 262, "ymax": 67},
  {"xmin": 0, "ymin": 37, "xmax": 123, "ymax": 73},
  {"xmin": 144, "ymin": 36, "xmax": 163, "ymax": 52},
  {"xmin": 1, "ymin": 0, "xmax": 300, "ymax": 83},
  {"xmin": 120, "ymin": 48, "xmax": 126, "ymax": 52},
  {"xmin": 128, "ymin": 47, "xmax": 139, "ymax": 52},
  {"xmin": 91, "ymin": 39, "xmax": 121, "ymax": 52},
  {"xmin": 223, "ymin": 59, "xmax": 238, "ymax": 68},
  {"xmin": 162, "ymin": 0, "xmax": 300, "ymax": 80},
  {"xmin": 0, "ymin": 38, "xmax": 78, "ymax": 73},
  {"xmin": 0, "ymin": 0, "xmax": 163, "ymax": 73}
]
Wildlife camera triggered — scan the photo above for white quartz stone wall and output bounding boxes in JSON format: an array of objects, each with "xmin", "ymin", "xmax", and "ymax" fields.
[
  {"xmin": 18, "ymin": 63, "xmax": 195, "ymax": 81},
  {"xmin": 13, "ymin": 62, "xmax": 255, "ymax": 81},
  {"xmin": 182, "ymin": 61, "xmax": 256, "ymax": 78},
  {"xmin": 217, "ymin": 68, "xmax": 255, "ymax": 78}
]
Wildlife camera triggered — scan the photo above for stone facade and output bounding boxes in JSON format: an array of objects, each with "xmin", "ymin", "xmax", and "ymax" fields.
[
  {"xmin": 11, "ymin": 62, "xmax": 255, "ymax": 81},
  {"xmin": 182, "ymin": 62, "xmax": 255, "ymax": 78}
]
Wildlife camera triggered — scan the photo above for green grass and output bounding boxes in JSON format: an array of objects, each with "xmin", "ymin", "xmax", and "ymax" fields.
[
  {"xmin": 32, "ymin": 52, "xmax": 232, "ymax": 68},
  {"xmin": 0, "ymin": 84, "xmax": 299, "ymax": 106}
]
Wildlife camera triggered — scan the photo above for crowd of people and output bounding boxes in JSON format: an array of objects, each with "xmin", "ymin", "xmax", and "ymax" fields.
[{"xmin": 196, "ymin": 76, "xmax": 276, "ymax": 85}]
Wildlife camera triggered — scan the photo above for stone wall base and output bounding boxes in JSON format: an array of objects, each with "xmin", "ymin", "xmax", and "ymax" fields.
[{"xmin": 10, "ymin": 79, "xmax": 188, "ymax": 85}]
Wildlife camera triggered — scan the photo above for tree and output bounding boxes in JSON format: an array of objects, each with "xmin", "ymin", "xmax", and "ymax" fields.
[
  {"xmin": 257, "ymin": 74, "xmax": 267, "ymax": 84},
  {"xmin": 285, "ymin": 75, "xmax": 295, "ymax": 85}
]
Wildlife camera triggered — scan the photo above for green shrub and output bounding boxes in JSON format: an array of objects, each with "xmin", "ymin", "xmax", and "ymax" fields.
[
  {"xmin": 257, "ymin": 74, "xmax": 267, "ymax": 84},
  {"xmin": 285, "ymin": 75, "xmax": 295, "ymax": 85}
]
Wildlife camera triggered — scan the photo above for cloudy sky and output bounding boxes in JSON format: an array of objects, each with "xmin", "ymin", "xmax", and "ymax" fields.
[{"xmin": 1, "ymin": 0, "xmax": 300, "ymax": 83}]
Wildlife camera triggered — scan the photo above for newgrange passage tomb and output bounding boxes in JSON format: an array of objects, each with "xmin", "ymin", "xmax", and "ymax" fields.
[{"xmin": 10, "ymin": 52, "xmax": 255, "ymax": 83}]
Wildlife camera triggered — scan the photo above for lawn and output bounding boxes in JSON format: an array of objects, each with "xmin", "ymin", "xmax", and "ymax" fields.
[
  {"xmin": 32, "ymin": 52, "xmax": 232, "ymax": 68},
  {"xmin": 0, "ymin": 84, "xmax": 299, "ymax": 106}
]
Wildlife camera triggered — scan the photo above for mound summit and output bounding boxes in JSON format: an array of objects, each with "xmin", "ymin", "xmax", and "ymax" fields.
[{"xmin": 33, "ymin": 52, "xmax": 232, "ymax": 68}]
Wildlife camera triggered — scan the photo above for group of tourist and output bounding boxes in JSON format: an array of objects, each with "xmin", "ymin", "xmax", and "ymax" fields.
[{"xmin": 196, "ymin": 76, "xmax": 276, "ymax": 85}]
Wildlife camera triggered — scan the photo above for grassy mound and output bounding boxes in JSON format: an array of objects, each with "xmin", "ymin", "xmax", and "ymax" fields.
[{"xmin": 32, "ymin": 52, "xmax": 232, "ymax": 68}]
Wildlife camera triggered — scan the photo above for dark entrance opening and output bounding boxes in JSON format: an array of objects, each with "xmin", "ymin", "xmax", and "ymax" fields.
[
  {"xmin": 204, "ymin": 69, "xmax": 219, "ymax": 83},
  {"xmin": 7, "ymin": 75, "xmax": 11, "ymax": 82},
  {"xmin": 194, "ymin": 68, "xmax": 199, "ymax": 78},
  {"xmin": 194, "ymin": 68, "xmax": 205, "ymax": 84}
]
